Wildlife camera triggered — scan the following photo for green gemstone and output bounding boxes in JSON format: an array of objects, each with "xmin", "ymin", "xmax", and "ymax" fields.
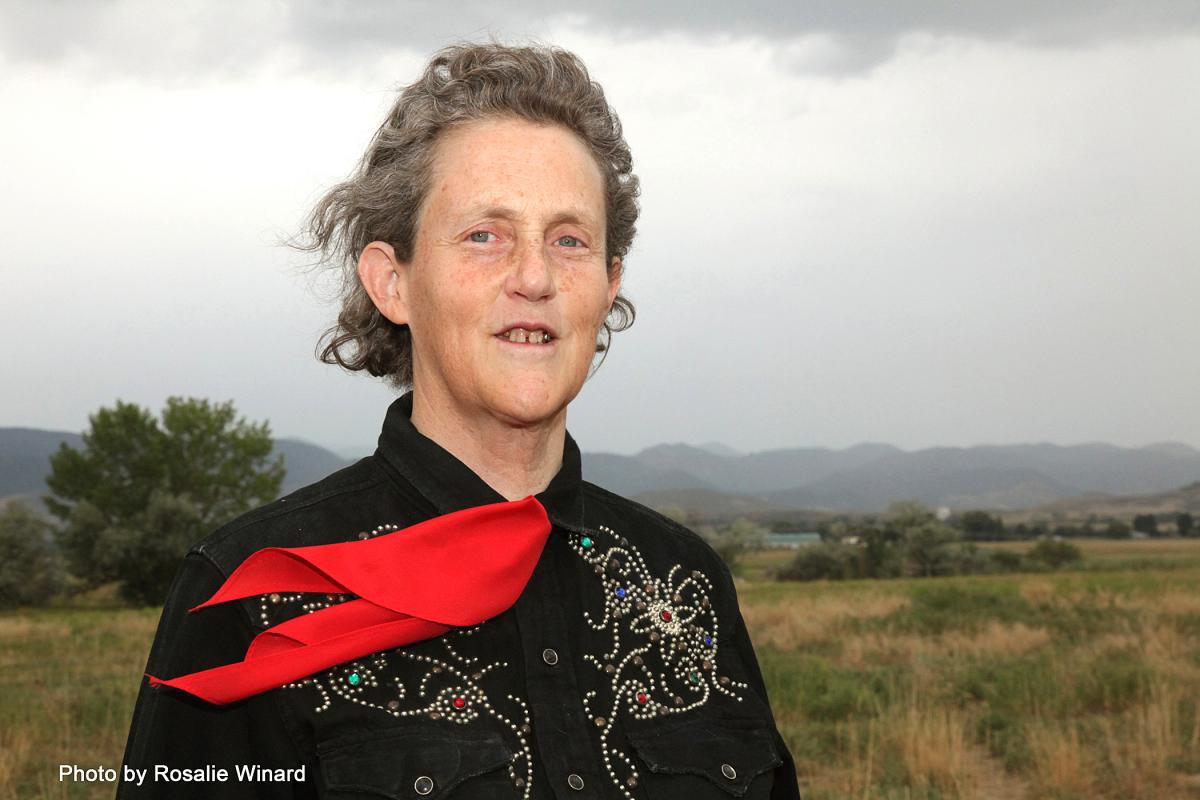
[
  {"xmin": 581, "ymin": 536, "xmax": 593, "ymax": 548},
  {"xmin": 348, "ymin": 672, "xmax": 361, "ymax": 686},
  {"xmin": 689, "ymin": 671, "xmax": 700, "ymax": 684}
]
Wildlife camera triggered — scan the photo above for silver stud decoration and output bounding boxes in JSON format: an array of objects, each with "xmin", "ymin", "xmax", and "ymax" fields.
[
  {"xmin": 570, "ymin": 523, "xmax": 749, "ymax": 799},
  {"xmin": 269, "ymin": 522, "xmax": 534, "ymax": 798}
]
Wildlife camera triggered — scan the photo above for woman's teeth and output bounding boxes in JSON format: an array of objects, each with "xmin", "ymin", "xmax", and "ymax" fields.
[{"xmin": 500, "ymin": 328, "xmax": 552, "ymax": 344}]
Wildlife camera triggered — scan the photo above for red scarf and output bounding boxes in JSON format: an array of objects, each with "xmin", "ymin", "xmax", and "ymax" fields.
[{"xmin": 147, "ymin": 496, "xmax": 552, "ymax": 705}]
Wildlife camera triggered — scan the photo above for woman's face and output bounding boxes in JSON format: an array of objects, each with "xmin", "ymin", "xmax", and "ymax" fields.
[{"xmin": 399, "ymin": 116, "xmax": 620, "ymax": 427}]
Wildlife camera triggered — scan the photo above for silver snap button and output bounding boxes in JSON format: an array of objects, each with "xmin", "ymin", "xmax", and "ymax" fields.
[
  {"xmin": 542, "ymin": 648, "xmax": 559, "ymax": 665},
  {"xmin": 567, "ymin": 773, "xmax": 584, "ymax": 790},
  {"xmin": 721, "ymin": 763, "xmax": 737, "ymax": 780},
  {"xmin": 414, "ymin": 775, "xmax": 435, "ymax": 795}
]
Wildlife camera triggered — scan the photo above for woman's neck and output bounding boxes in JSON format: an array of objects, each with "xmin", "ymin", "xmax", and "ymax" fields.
[{"xmin": 409, "ymin": 386, "xmax": 566, "ymax": 501}]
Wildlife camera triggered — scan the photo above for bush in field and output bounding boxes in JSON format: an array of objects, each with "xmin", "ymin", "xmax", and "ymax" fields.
[
  {"xmin": 988, "ymin": 549, "xmax": 1025, "ymax": 572},
  {"xmin": 0, "ymin": 500, "xmax": 65, "ymax": 607},
  {"xmin": 1027, "ymin": 538, "xmax": 1083, "ymax": 568},
  {"xmin": 779, "ymin": 542, "xmax": 861, "ymax": 581}
]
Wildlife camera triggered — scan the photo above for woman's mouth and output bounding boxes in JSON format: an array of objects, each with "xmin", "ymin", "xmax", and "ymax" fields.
[{"xmin": 495, "ymin": 327, "xmax": 554, "ymax": 345}]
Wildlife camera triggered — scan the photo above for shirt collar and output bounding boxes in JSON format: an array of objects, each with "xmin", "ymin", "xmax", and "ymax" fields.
[{"xmin": 375, "ymin": 390, "xmax": 586, "ymax": 531}]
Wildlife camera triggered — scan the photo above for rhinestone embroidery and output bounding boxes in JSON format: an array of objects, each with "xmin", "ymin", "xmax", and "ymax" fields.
[
  {"xmin": 265, "ymin": 523, "xmax": 535, "ymax": 797},
  {"xmin": 260, "ymin": 520, "xmax": 747, "ymax": 800},
  {"xmin": 569, "ymin": 523, "xmax": 749, "ymax": 800}
]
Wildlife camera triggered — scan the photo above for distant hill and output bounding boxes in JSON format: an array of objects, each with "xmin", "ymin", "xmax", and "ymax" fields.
[
  {"xmin": 0, "ymin": 427, "xmax": 353, "ymax": 514},
  {"xmin": 582, "ymin": 440, "xmax": 1200, "ymax": 515},
  {"xmin": 1003, "ymin": 480, "xmax": 1200, "ymax": 524},
  {"xmin": 0, "ymin": 427, "xmax": 85, "ymax": 499},
  {"xmin": 6, "ymin": 425, "xmax": 1199, "ymax": 518}
]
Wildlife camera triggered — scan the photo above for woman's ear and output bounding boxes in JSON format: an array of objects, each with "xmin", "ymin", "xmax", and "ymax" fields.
[
  {"xmin": 358, "ymin": 242, "xmax": 410, "ymax": 325},
  {"xmin": 606, "ymin": 257, "xmax": 622, "ymax": 311}
]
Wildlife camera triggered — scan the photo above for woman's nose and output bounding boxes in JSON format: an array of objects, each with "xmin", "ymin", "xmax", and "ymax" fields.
[{"xmin": 506, "ymin": 238, "xmax": 555, "ymax": 300}]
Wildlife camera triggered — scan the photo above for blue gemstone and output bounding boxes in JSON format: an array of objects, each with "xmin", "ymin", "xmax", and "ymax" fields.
[
  {"xmin": 704, "ymin": 635, "xmax": 713, "ymax": 646},
  {"xmin": 616, "ymin": 587, "xmax": 626, "ymax": 599}
]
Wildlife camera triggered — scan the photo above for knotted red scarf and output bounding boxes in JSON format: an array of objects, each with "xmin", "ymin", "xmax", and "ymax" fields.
[{"xmin": 147, "ymin": 495, "xmax": 552, "ymax": 705}]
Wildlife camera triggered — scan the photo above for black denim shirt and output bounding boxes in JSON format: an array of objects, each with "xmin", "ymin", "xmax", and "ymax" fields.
[{"xmin": 118, "ymin": 391, "xmax": 801, "ymax": 799}]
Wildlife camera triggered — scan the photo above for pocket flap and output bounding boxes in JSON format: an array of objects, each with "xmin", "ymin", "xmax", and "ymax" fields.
[
  {"xmin": 317, "ymin": 725, "xmax": 514, "ymax": 799},
  {"xmin": 625, "ymin": 712, "xmax": 781, "ymax": 798}
]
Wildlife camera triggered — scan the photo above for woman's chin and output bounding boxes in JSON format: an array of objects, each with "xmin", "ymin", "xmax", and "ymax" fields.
[{"xmin": 482, "ymin": 382, "xmax": 567, "ymax": 426}]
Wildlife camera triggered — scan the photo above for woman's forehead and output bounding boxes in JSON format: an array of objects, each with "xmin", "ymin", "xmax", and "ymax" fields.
[{"xmin": 425, "ymin": 120, "xmax": 606, "ymax": 225}]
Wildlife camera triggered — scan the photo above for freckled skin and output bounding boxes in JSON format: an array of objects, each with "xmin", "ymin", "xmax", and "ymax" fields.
[{"xmin": 365, "ymin": 116, "xmax": 621, "ymax": 437}]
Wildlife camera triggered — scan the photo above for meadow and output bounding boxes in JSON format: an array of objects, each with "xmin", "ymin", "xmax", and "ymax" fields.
[
  {"xmin": 2, "ymin": 538, "xmax": 1199, "ymax": 799},
  {"xmin": 742, "ymin": 538, "xmax": 1200, "ymax": 798}
]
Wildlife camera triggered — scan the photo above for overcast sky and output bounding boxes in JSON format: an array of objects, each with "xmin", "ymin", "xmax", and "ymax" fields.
[{"xmin": 3, "ymin": 1, "xmax": 1197, "ymax": 458}]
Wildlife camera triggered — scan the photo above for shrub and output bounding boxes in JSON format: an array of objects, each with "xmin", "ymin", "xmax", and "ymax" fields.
[
  {"xmin": 988, "ymin": 549, "xmax": 1024, "ymax": 572},
  {"xmin": 1027, "ymin": 539, "xmax": 1083, "ymax": 569},
  {"xmin": 779, "ymin": 543, "xmax": 860, "ymax": 581},
  {"xmin": 0, "ymin": 500, "xmax": 65, "ymax": 607}
]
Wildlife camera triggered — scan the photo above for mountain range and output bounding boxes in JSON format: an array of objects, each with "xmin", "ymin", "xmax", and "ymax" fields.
[{"xmin": 3, "ymin": 427, "xmax": 1198, "ymax": 517}]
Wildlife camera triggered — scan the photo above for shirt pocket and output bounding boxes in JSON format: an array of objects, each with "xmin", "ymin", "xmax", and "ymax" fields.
[
  {"xmin": 315, "ymin": 724, "xmax": 516, "ymax": 799},
  {"xmin": 624, "ymin": 711, "xmax": 782, "ymax": 799}
]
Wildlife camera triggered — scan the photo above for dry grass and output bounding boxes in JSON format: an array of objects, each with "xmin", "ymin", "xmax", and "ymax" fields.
[
  {"xmin": 741, "ymin": 590, "xmax": 910, "ymax": 651},
  {"xmin": 739, "ymin": 561, "xmax": 1200, "ymax": 799},
  {"xmin": 0, "ymin": 608, "xmax": 157, "ymax": 800},
  {"xmin": 838, "ymin": 621, "xmax": 1052, "ymax": 671},
  {"xmin": 1027, "ymin": 720, "xmax": 1095, "ymax": 796}
]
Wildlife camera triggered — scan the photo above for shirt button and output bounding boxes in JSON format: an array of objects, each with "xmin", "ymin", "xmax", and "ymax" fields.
[
  {"xmin": 413, "ymin": 775, "xmax": 435, "ymax": 795},
  {"xmin": 567, "ymin": 773, "xmax": 585, "ymax": 790},
  {"xmin": 542, "ymin": 648, "xmax": 559, "ymax": 665},
  {"xmin": 721, "ymin": 763, "xmax": 737, "ymax": 780}
]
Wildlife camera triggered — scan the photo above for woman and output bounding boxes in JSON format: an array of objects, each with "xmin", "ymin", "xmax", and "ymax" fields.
[{"xmin": 119, "ymin": 41, "xmax": 800, "ymax": 799}]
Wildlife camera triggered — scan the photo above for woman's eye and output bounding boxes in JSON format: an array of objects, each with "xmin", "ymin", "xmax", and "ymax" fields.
[{"xmin": 468, "ymin": 230, "xmax": 495, "ymax": 243}]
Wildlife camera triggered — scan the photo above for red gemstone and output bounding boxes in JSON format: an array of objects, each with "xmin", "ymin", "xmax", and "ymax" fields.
[
  {"xmin": 452, "ymin": 696, "xmax": 466, "ymax": 709},
  {"xmin": 661, "ymin": 610, "xmax": 672, "ymax": 622},
  {"xmin": 636, "ymin": 692, "xmax": 648, "ymax": 704}
]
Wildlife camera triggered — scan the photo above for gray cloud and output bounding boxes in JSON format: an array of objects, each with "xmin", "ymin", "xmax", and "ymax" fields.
[{"xmin": 1, "ymin": 0, "xmax": 1197, "ymax": 83}]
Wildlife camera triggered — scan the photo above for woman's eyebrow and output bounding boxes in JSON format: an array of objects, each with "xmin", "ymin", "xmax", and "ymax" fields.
[{"xmin": 456, "ymin": 204, "xmax": 598, "ymax": 230}]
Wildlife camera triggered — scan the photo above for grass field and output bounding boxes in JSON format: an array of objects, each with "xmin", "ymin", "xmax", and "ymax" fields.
[
  {"xmin": 2, "ymin": 538, "xmax": 1199, "ymax": 799},
  {"xmin": 740, "ymin": 538, "xmax": 1200, "ymax": 798}
]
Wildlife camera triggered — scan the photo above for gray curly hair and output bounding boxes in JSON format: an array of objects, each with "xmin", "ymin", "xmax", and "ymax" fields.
[{"xmin": 292, "ymin": 39, "xmax": 641, "ymax": 391}]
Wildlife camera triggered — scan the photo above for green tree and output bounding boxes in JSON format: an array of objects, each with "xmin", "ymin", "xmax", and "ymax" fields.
[
  {"xmin": 1176, "ymin": 512, "xmax": 1195, "ymax": 537},
  {"xmin": 904, "ymin": 520, "xmax": 962, "ymax": 577},
  {"xmin": 1104, "ymin": 519, "xmax": 1132, "ymax": 539},
  {"xmin": 885, "ymin": 500, "xmax": 937, "ymax": 532},
  {"xmin": 958, "ymin": 510, "xmax": 1006, "ymax": 540},
  {"xmin": 44, "ymin": 397, "xmax": 285, "ymax": 605},
  {"xmin": 1132, "ymin": 514, "xmax": 1158, "ymax": 537},
  {"xmin": 885, "ymin": 500, "xmax": 961, "ymax": 578},
  {"xmin": 0, "ymin": 500, "xmax": 66, "ymax": 607},
  {"xmin": 859, "ymin": 523, "xmax": 904, "ymax": 578}
]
